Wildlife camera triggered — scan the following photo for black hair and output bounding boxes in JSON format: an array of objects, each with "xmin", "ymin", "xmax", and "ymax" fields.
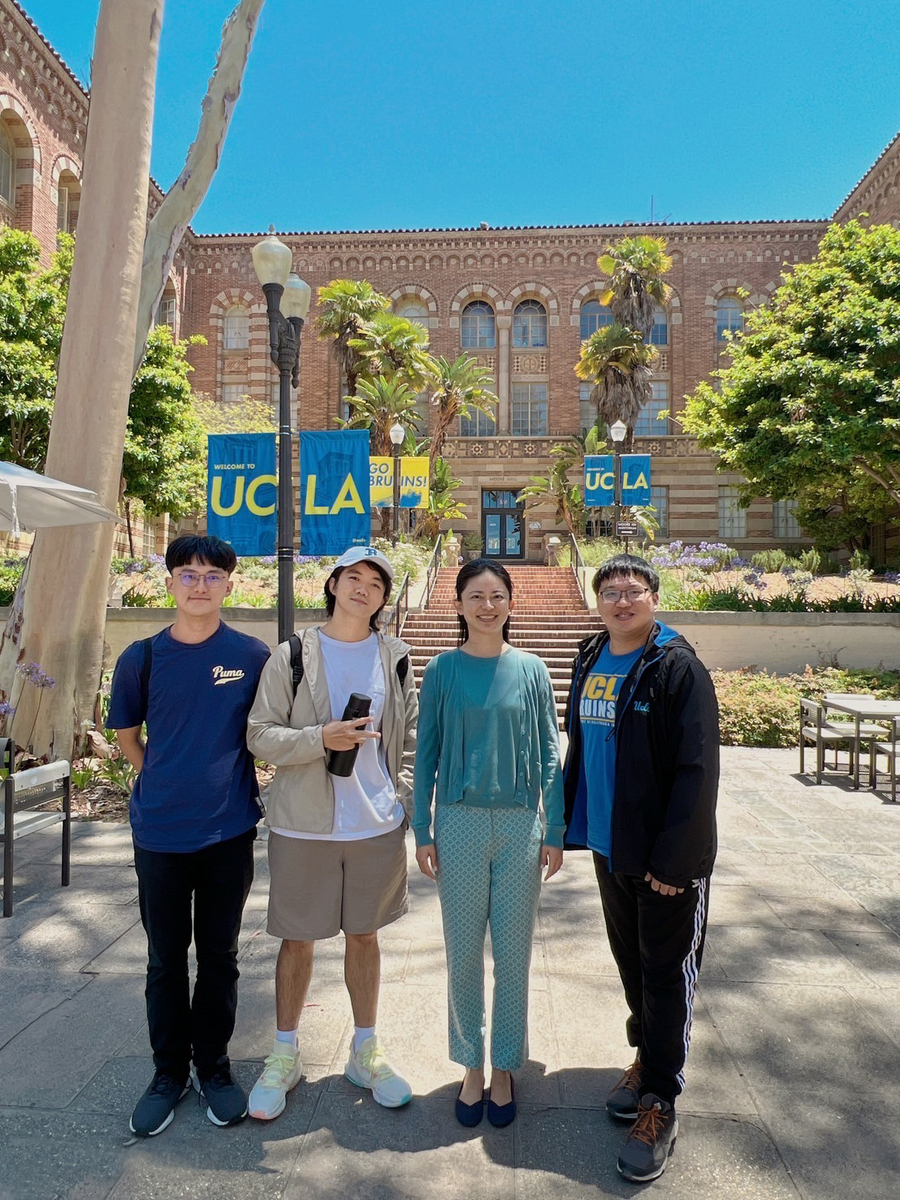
[
  {"xmin": 455, "ymin": 558, "xmax": 513, "ymax": 645},
  {"xmin": 324, "ymin": 561, "xmax": 393, "ymax": 632},
  {"xmin": 592, "ymin": 552, "xmax": 660, "ymax": 596},
  {"xmin": 165, "ymin": 535, "xmax": 237, "ymax": 574}
]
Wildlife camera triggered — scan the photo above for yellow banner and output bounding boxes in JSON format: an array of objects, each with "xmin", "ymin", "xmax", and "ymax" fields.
[{"xmin": 368, "ymin": 456, "xmax": 430, "ymax": 509}]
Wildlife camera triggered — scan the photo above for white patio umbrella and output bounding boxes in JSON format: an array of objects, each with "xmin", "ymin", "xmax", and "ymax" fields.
[{"xmin": 0, "ymin": 462, "xmax": 118, "ymax": 534}]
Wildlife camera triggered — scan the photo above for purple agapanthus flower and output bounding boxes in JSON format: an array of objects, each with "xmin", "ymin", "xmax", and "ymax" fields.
[
  {"xmin": 0, "ymin": 700, "xmax": 15, "ymax": 717},
  {"xmin": 16, "ymin": 661, "xmax": 55, "ymax": 689}
]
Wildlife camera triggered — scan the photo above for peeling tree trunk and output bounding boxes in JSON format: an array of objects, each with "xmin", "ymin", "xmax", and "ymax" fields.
[
  {"xmin": 8, "ymin": 0, "xmax": 164, "ymax": 758},
  {"xmin": 132, "ymin": 0, "xmax": 264, "ymax": 376},
  {"xmin": 0, "ymin": 0, "xmax": 266, "ymax": 759}
]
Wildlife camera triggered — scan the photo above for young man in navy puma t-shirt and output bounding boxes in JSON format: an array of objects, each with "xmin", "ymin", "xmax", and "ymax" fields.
[{"xmin": 107, "ymin": 536, "xmax": 269, "ymax": 1138}]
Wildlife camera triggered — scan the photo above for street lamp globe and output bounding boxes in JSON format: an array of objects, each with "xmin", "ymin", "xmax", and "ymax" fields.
[
  {"xmin": 252, "ymin": 231, "xmax": 292, "ymax": 289},
  {"xmin": 610, "ymin": 420, "xmax": 627, "ymax": 444},
  {"xmin": 389, "ymin": 422, "xmax": 405, "ymax": 446},
  {"xmin": 282, "ymin": 272, "xmax": 312, "ymax": 320}
]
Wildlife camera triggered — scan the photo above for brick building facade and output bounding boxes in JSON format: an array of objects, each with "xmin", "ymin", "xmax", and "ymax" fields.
[{"xmin": 1, "ymin": 0, "xmax": 898, "ymax": 560}]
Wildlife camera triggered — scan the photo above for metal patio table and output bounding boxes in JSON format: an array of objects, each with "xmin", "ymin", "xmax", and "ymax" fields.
[{"xmin": 822, "ymin": 697, "xmax": 900, "ymax": 790}]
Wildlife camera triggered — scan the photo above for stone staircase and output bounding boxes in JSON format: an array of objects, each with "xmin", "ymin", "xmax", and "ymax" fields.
[{"xmin": 402, "ymin": 566, "xmax": 606, "ymax": 723}]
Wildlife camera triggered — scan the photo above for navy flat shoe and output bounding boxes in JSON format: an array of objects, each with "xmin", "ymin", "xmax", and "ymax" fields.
[
  {"xmin": 455, "ymin": 1082, "xmax": 485, "ymax": 1127},
  {"xmin": 487, "ymin": 1075, "xmax": 516, "ymax": 1127}
]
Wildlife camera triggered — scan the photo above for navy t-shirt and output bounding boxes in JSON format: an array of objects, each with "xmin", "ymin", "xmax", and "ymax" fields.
[{"xmin": 107, "ymin": 623, "xmax": 270, "ymax": 853}]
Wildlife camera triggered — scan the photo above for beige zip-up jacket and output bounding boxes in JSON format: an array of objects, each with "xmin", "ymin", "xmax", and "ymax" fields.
[{"xmin": 246, "ymin": 626, "xmax": 418, "ymax": 835}]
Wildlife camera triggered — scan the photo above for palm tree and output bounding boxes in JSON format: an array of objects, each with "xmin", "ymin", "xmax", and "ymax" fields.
[
  {"xmin": 428, "ymin": 354, "xmax": 499, "ymax": 463},
  {"xmin": 575, "ymin": 324, "xmax": 655, "ymax": 450},
  {"xmin": 348, "ymin": 311, "xmax": 435, "ymax": 394},
  {"xmin": 598, "ymin": 235, "xmax": 672, "ymax": 338},
  {"xmin": 415, "ymin": 455, "xmax": 466, "ymax": 543},
  {"xmin": 517, "ymin": 427, "xmax": 605, "ymax": 539},
  {"xmin": 338, "ymin": 376, "xmax": 421, "ymax": 455},
  {"xmin": 316, "ymin": 279, "xmax": 389, "ymax": 399}
]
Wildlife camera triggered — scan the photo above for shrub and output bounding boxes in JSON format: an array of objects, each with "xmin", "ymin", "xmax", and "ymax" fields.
[
  {"xmin": 0, "ymin": 559, "xmax": 25, "ymax": 605},
  {"xmin": 794, "ymin": 547, "xmax": 821, "ymax": 575},
  {"xmin": 751, "ymin": 549, "xmax": 789, "ymax": 572},
  {"xmin": 712, "ymin": 666, "xmax": 900, "ymax": 747}
]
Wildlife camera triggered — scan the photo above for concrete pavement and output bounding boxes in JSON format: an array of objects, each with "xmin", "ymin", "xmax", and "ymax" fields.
[{"xmin": 2, "ymin": 746, "xmax": 900, "ymax": 1198}]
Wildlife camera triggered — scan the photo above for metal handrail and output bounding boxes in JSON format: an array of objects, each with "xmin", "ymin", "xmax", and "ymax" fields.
[
  {"xmin": 569, "ymin": 533, "xmax": 587, "ymax": 607},
  {"xmin": 383, "ymin": 571, "xmax": 411, "ymax": 638},
  {"xmin": 422, "ymin": 533, "xmax": 444, "ymax": 610}
]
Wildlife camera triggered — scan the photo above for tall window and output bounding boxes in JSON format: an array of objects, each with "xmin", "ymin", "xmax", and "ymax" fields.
[
  {"xmin": 650, "ymin": 486, "xmax": 669, "ymax": 538},
  {"xmin": 650, "ymin": 305, "xmax": 668, "ymax": 346},
  {"xmin": 461, "ymin": 300, "xmax": 495, "ymax": 349},
  {"xmin": 222, "ymin": 383, "xmax": 248, "ymax": 404},
  {"xmin": 773, "ymin": 499, "xmax": 802, "ymax": 539},
  {"xmin": 716, "ymin": 297, "xmax": 744, "ymax": 342},
  {"xmin": 579, "ymin": 382, "xmax": 595, "ymax": 432},
  {"xmin": 511, "ymin": 382, "xmax": 548, "ymax": 435},
  {"xmin": 460, "ymin": 407, "xmax": 496, "ymax": 437},
  {"xmin": 513, "ymin": 300, "xmax": 547, "ymax": 348},
  {"xmin": 634, "ymin": 381, "xmax": 669, "ymax": 437},
  {"xmin": 224, "ymin": 307, "xmax": 250, "ymax": 350},
  {"xmin": 56, "ymin": 187, "xmax": 69, "ymax": 233},
  {"xmin": 0, "ymin": 124, "xmax": 13, "ymax": 205},
  {"xmin": 155, "ymin": 289, "xmax": 176, "ymax": 328},
  {"xmin": 580, "ymin": 299, "xmax": 613, "ymax": 340},
  {"xmin": 718, "ymin": 486, "xmax": 746, "ymax": 539}
]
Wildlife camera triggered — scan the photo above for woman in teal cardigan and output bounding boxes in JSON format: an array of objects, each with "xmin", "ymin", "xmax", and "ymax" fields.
[{"xmin": 414, "ymin": 559, "xmax": 564, "ymax": 1128}]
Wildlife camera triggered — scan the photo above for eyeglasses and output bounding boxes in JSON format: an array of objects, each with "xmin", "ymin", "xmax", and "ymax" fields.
[
  {"xmin": 598, "ymin": 586, "xmax": 651, "ymax": 603},
  {"xmin": 174, "ymin": 571, "xmax": 228, "ymax": 588}
]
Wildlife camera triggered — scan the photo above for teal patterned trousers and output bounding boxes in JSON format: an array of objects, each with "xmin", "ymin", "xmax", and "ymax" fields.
[{"xmin": 434, "ymin": 804, "xmax": 543, "ymax": 1070}]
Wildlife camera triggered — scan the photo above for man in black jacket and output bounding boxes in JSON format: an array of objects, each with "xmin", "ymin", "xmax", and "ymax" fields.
[{"xmin": 563, "ymin": 553, "xmax": 719, "ymax": 1184}]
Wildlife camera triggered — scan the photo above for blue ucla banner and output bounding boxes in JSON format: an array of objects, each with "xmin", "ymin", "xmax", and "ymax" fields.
[
  {"xmin": 621, "ymin": 454, "xmax": 651, "ymax": 505},
  {"xmin": 299, "ymin": 430, "xmax": 370, "ymax": 555},
  {"xmin": 207, "ymin": 432, "xmax": 276, "ymax": 555},
  {"xmin": 584, "ymin": 455, "xmax": 614, "ymax": 507}
]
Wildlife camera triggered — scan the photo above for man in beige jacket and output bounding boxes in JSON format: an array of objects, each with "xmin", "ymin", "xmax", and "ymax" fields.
[{"xmin": 246, "ymin": 547, "xmax": 418, "ymax": 1120}]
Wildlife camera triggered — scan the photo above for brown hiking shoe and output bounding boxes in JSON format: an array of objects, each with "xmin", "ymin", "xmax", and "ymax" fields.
[{"xmin": 606, "ymin": 1059, "xmax": 643, "ymax": 1121}]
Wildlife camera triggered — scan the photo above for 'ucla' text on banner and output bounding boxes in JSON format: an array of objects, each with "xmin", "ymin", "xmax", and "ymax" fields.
[
  {"xmin": 207, "ymin": 432, "xmax": 276, "ymax": 555},
  {"xmin": 621, "ymin": 455, "xmax": 651, "ymax": 505},
  {"xmin": 584, "ymin": 455, "xmax": 614, "ymax": 507},
  {"xmin": 299, "ymin": 430, "xmax": 370, "ymax": 555}
]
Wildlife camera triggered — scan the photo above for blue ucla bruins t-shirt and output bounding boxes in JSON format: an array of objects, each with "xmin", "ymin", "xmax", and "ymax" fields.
[
  {"xmin": 107, "ymin": 623, "xmax": 270, "ymax": 853},
  {"xmin": 580, "ymin": 643, "xmax": 644, "ymax": 857}
]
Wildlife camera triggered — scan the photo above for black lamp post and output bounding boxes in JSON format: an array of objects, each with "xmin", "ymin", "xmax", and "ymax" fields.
[
  {"xmin": 389, "ymin": 422, "xmax": 404, "ymax": 546},
  {"xmin": 252, "ymin": 231, "xmax": 311, "ymax": 645},
  {"xmin": 609, "ymin": 419, "xmax": 627, "ymax": 550}
]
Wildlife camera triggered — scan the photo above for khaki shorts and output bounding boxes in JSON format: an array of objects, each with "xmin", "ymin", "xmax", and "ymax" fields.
[{"xmin": 266, "ymin": 822, "xmax": 408, "ymax": 941}]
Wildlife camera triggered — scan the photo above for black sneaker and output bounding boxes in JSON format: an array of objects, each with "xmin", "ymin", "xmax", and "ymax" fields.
[
  {"xmin": 129, "ymin": 1071, "xmax": 190, "ymax": 1137},
  {"xmin": 616, "ymin": 1094, "xmax": 678, "ymax": 1183},
  {"xmin": 606, "ymin": 1059, "xmax": 643, "ymax": 1122},
  {"xmin": 193, "ymin": 1058, "xmax": 248, "ymax": 1127}
]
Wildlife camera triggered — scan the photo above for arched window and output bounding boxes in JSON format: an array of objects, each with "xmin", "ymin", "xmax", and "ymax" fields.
[
  {"xmin": 0, "ymin": 124, "xmax": 13, "ymax": 206},
  {"xmin": 395, "ymin": 296, "xmax": 429, "ymax": 328},
  {"xmin": 224, "ymin": 306, "xmax": 250, "ymax": 350},
  {"xmin": 716, "ymin": 297, "xmax": 744, "ymax": 342},
  {"xmin": 513, "ymin": 299, "xmax": 547, "ymax": 348},
  {"xmin": 461, "ymin": 300, "xmax": 495, "ymax": 349},
  {"xmin": 579, "ymin": 298, "xmax": 613, "ymax": 340},
  {"xmin": 650, "ymin": 305, "xmax": 668, "ymax": 346}
]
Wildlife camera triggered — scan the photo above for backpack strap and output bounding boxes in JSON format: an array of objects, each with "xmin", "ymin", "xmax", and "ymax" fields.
[
  {"xmin": 138, "ymin": 636, "xmax": 154, "ymax": 725},
  {"xmin": 396, "ymin": 653, "xmax": 409, "ymax": 686},
  {"xmin": 289, "ymin": 632, "xmax": 304, "ymax": 697}
]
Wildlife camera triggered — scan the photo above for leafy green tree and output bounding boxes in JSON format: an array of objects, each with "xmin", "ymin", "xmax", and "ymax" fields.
[
  {"xmin": 0, "ymin": 229, "xmax": 72, "ymax": 469},
  {"xmin": 428, "ymin": 354, "xmax": 499, "ymax": 462},
  {"xmin": 316, "ymin": 279, "xmax": 389, "ymax": 399},
  {"xmin": 121, "ymin": 324, "xmax": 207, "ymax": 552},
  {"xmin": 682, "ymin": 220, "xmax": 900, "ymax": 531},
  {"xmin": 598, "ymin": 234, "xmax": 672, "ymax": 338},
  {"xmin": 415, "ymin": 455, "xmax": 466, "ymax": 542}
]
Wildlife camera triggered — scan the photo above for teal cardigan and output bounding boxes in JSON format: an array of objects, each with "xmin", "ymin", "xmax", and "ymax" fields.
[{"xmin": 412, "ymin": 647, "xmax": 566, "ymax": 848}]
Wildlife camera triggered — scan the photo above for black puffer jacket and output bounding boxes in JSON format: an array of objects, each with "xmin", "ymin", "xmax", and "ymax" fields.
[{"xmin": 563, "ymin": 621, "xmax": 719, "ymax": 888}]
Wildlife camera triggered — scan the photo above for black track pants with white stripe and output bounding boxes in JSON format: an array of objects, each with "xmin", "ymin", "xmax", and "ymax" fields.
[{"xmin": 593, "ymin": 853, "xmax": 710, "ymax": 1107}]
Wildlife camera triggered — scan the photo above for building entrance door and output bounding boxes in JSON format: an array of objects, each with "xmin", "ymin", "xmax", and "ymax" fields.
[{"xmin": 481, "ymin": 489, "xmax": 525, "ymax": 560}]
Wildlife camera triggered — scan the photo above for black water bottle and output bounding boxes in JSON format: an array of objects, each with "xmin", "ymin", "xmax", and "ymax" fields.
[{"xmin": 326, "ymin": 693, "xmax": 372, "ymax": 777}]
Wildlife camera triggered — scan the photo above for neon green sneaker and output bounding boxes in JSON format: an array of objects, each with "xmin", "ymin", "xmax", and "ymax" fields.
[{"xmin": 248, "ymin": 1041, "xmax": 303, "ymax": 1121}]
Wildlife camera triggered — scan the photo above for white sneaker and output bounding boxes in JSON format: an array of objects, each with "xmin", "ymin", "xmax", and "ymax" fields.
[
  {"xmin": 248, "ymin": 1040, "xmax": 303, "ymax": 1121},
  {"xmin": 344, "ymin": 1035, "xmax": 412, "ymax": 1108}
]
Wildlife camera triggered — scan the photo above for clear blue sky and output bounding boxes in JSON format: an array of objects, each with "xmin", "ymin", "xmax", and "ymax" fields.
[{"xmin": 23, "ymin": 0, "xmax": 900, "ymax": 234}]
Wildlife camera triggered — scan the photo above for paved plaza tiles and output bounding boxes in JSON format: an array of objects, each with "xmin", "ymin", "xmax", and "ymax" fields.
[{"xmin": 1, "ymin": 746, "xmax": 900, "ymax": 1198}]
